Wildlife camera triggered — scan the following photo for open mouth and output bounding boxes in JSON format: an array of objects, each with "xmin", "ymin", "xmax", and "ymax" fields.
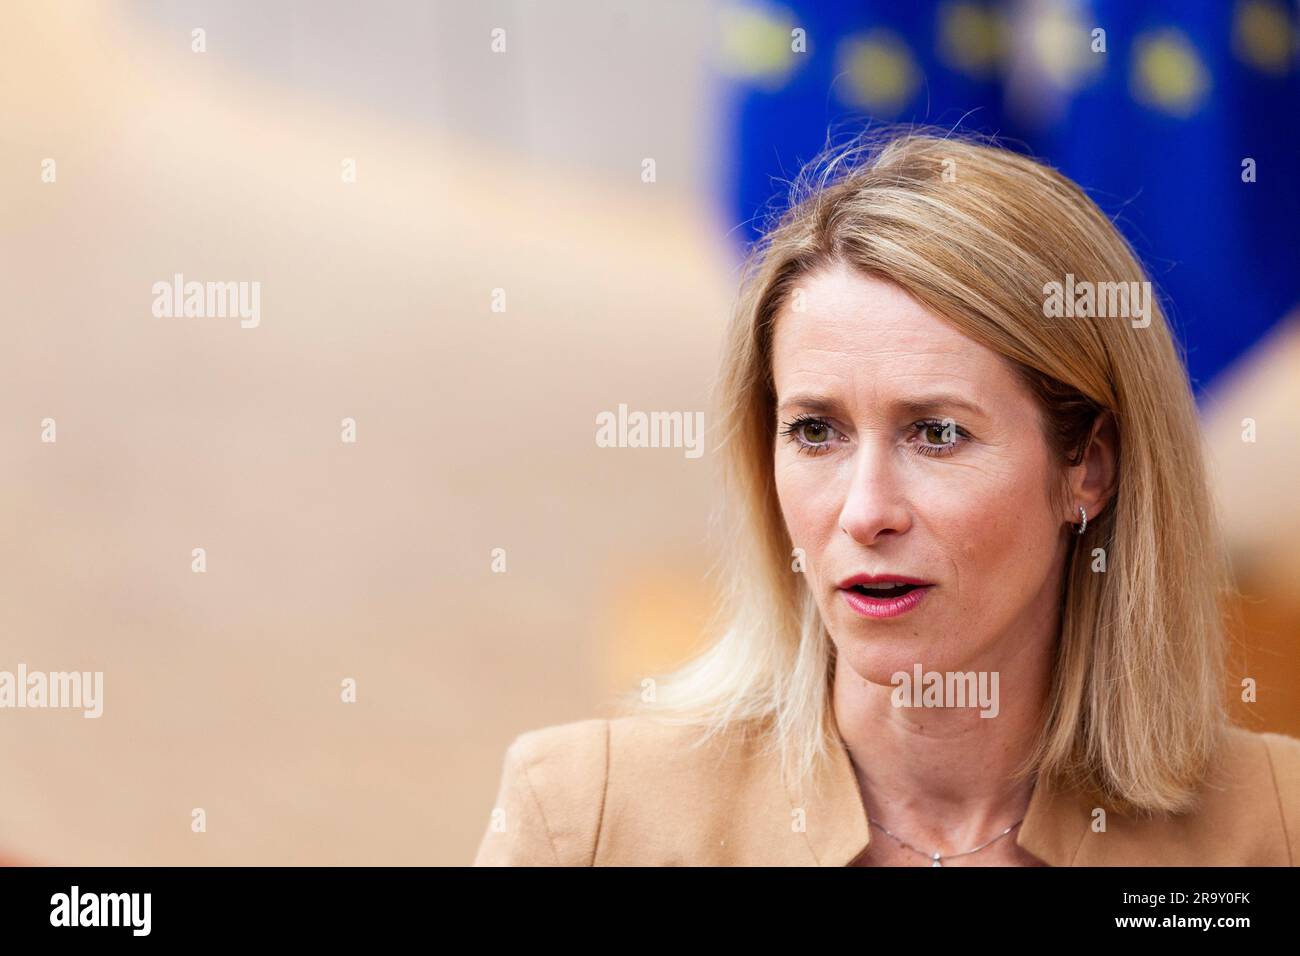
[
  {"xmin": 848, "ymin": 582, "xmax": 921, "ymax": 599},
  {"xmin": 839, "ymin": 579, "xmax": 932, "ymax": 619}
]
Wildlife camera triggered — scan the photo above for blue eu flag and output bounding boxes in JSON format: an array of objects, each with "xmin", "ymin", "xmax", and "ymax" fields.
[{"xmin": 720, "ymin": 0, "xmax": 1300, "ymax": 393}]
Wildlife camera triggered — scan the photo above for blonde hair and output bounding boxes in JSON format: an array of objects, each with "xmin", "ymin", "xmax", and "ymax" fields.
[{"xmin": 617, "ymin": 127, "xmax": 1229, "ymax": 815}]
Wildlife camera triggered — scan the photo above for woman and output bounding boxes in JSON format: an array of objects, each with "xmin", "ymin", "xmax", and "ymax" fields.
[{"xmin": 474, "ymin": 129, "xmax": 1300, "ymax": 866}]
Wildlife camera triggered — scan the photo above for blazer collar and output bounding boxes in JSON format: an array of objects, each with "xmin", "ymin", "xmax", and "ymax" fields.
[{"xmin": 784, "ymin": 728, "xmax": 1095, "ymax": 867}]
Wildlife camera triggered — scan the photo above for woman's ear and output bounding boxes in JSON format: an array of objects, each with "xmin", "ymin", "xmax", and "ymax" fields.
[{"xmin": 1066, "ymin": 412, "xmax": 1118, "ymax": 526}]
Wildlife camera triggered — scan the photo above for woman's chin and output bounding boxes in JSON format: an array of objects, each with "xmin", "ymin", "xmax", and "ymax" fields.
[{"xmin": 834, "ymin": 638, "xmax": 962, "ymax": 688}]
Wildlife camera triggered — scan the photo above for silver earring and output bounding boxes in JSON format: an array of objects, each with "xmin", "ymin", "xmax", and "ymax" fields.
[{"xmin": 1075, "ymin": 505, "xmax": 1088, "ymax": 535}]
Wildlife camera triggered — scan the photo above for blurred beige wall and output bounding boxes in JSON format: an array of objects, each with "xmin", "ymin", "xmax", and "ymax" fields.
[
  {"xmin": 0, "ymin": 0, "xmax": 735, "ymax": 864},
  {"xmin": 1202, "ymin": 313, "xmax": 1300, "ymax": 738}
]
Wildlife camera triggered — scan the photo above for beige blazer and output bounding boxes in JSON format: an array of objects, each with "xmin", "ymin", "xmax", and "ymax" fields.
[{"xmin": 473, "ymin": 715, "xmax": 1300, "ymax": 866}]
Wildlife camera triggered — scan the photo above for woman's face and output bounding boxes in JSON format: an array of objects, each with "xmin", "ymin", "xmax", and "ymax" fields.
[{"xmin": 771, "ymin": 260, "xmax": 1070, "ymax": 683}]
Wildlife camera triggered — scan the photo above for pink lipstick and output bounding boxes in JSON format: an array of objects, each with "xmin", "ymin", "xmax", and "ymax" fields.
[{"xmin": 837, "ymin": 573, "xmax": 933, "ymax": 620}]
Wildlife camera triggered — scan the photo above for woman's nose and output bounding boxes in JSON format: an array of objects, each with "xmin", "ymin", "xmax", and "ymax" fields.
[{"xmin": 837, "ymin": 449, "xmax": 912, "ymax": 545}]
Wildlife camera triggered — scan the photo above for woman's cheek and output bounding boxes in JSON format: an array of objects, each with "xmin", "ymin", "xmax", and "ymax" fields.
[
  {"xmin": 775, "ymin": 468, "xmax": 814, "ymax": 537},
  {"xmin": 775, "ymin": 463, "xmax": 836, "ymax": 573},
  {"xmin": 946, "ymin": 459, "xmax": 1053, "ymax": 605}
]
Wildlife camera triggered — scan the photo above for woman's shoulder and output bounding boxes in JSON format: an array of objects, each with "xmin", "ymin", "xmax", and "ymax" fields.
[
  {"xmin": 1215, "ymin": 724, "xmax": 1300, "ymax": 801},
  {"xmin": 1109, "ymin": 724, "xmax": 1300, "ymax": 866},
  {"xmin": 471, "ymin": 717, "xmax": 607, "ymax": 866},
  {"xmin": 1227, "ymin": 726, "xmax": 1300, "ymax": 841},
  {"xmin": 472, "ymin": 714, "xmax": 764, "ymax": 866},
  {"xmin": 495, "ymin": 712, "xmax": 737, "ymax": 776},
  {"xmin": 497, "ymin": 712, "xmax": 758, "ymax": 781},
  {"xmin": 1257, "ymin": 729, "xmax": 1300, "ymax": 863},
  {"xmin": 1251, "ymin": 725, "xmax": 1300, "ymax": 772}
]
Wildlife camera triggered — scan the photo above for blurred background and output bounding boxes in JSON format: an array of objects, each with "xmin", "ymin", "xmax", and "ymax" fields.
[{"xmin": 0, "ymin": 0, "xmax": 1295, "ymax": 865}]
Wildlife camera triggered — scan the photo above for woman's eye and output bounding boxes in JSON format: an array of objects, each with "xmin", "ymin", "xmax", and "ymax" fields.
[
  {"xmin": 779, "ymin": 416, "xmax": 968, "ymax": 458},
  {"xmin": 913, "ymin": 419, "xmax": 967, "ymax": 456},
  {"xmin": 921, "ymin": 422, "xmax": 950, "ymax": 444},
  {"xmin": 799, "ymin": 420, "xmax": 833, "ymax": 444},
  {"xmin": 780, "ymin": 416, "xmax": 837, "ymax": 455}
]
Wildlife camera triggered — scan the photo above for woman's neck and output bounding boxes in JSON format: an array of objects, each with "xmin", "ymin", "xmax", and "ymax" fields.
[{"xmin": 831, "ymin": 630, "xmax": 1055, "ymax": 855}]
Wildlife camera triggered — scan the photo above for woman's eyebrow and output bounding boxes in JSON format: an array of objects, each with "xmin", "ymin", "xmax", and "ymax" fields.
[
  {"xmin": 776, "ymin": 392, "xmax": 986, "ymax": 418},
  {"xmin": 893, "ymin": 394, "xmax": 986, "ymax": 418},
  {"xmin": 776, "ymin": 393, "xmax": 843, "ymax": 416}
]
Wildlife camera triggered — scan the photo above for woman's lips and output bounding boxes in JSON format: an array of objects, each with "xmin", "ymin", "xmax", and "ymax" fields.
[{"xmin": 839, "ymin": 583, "xmax": 932, "ymax": 619}]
